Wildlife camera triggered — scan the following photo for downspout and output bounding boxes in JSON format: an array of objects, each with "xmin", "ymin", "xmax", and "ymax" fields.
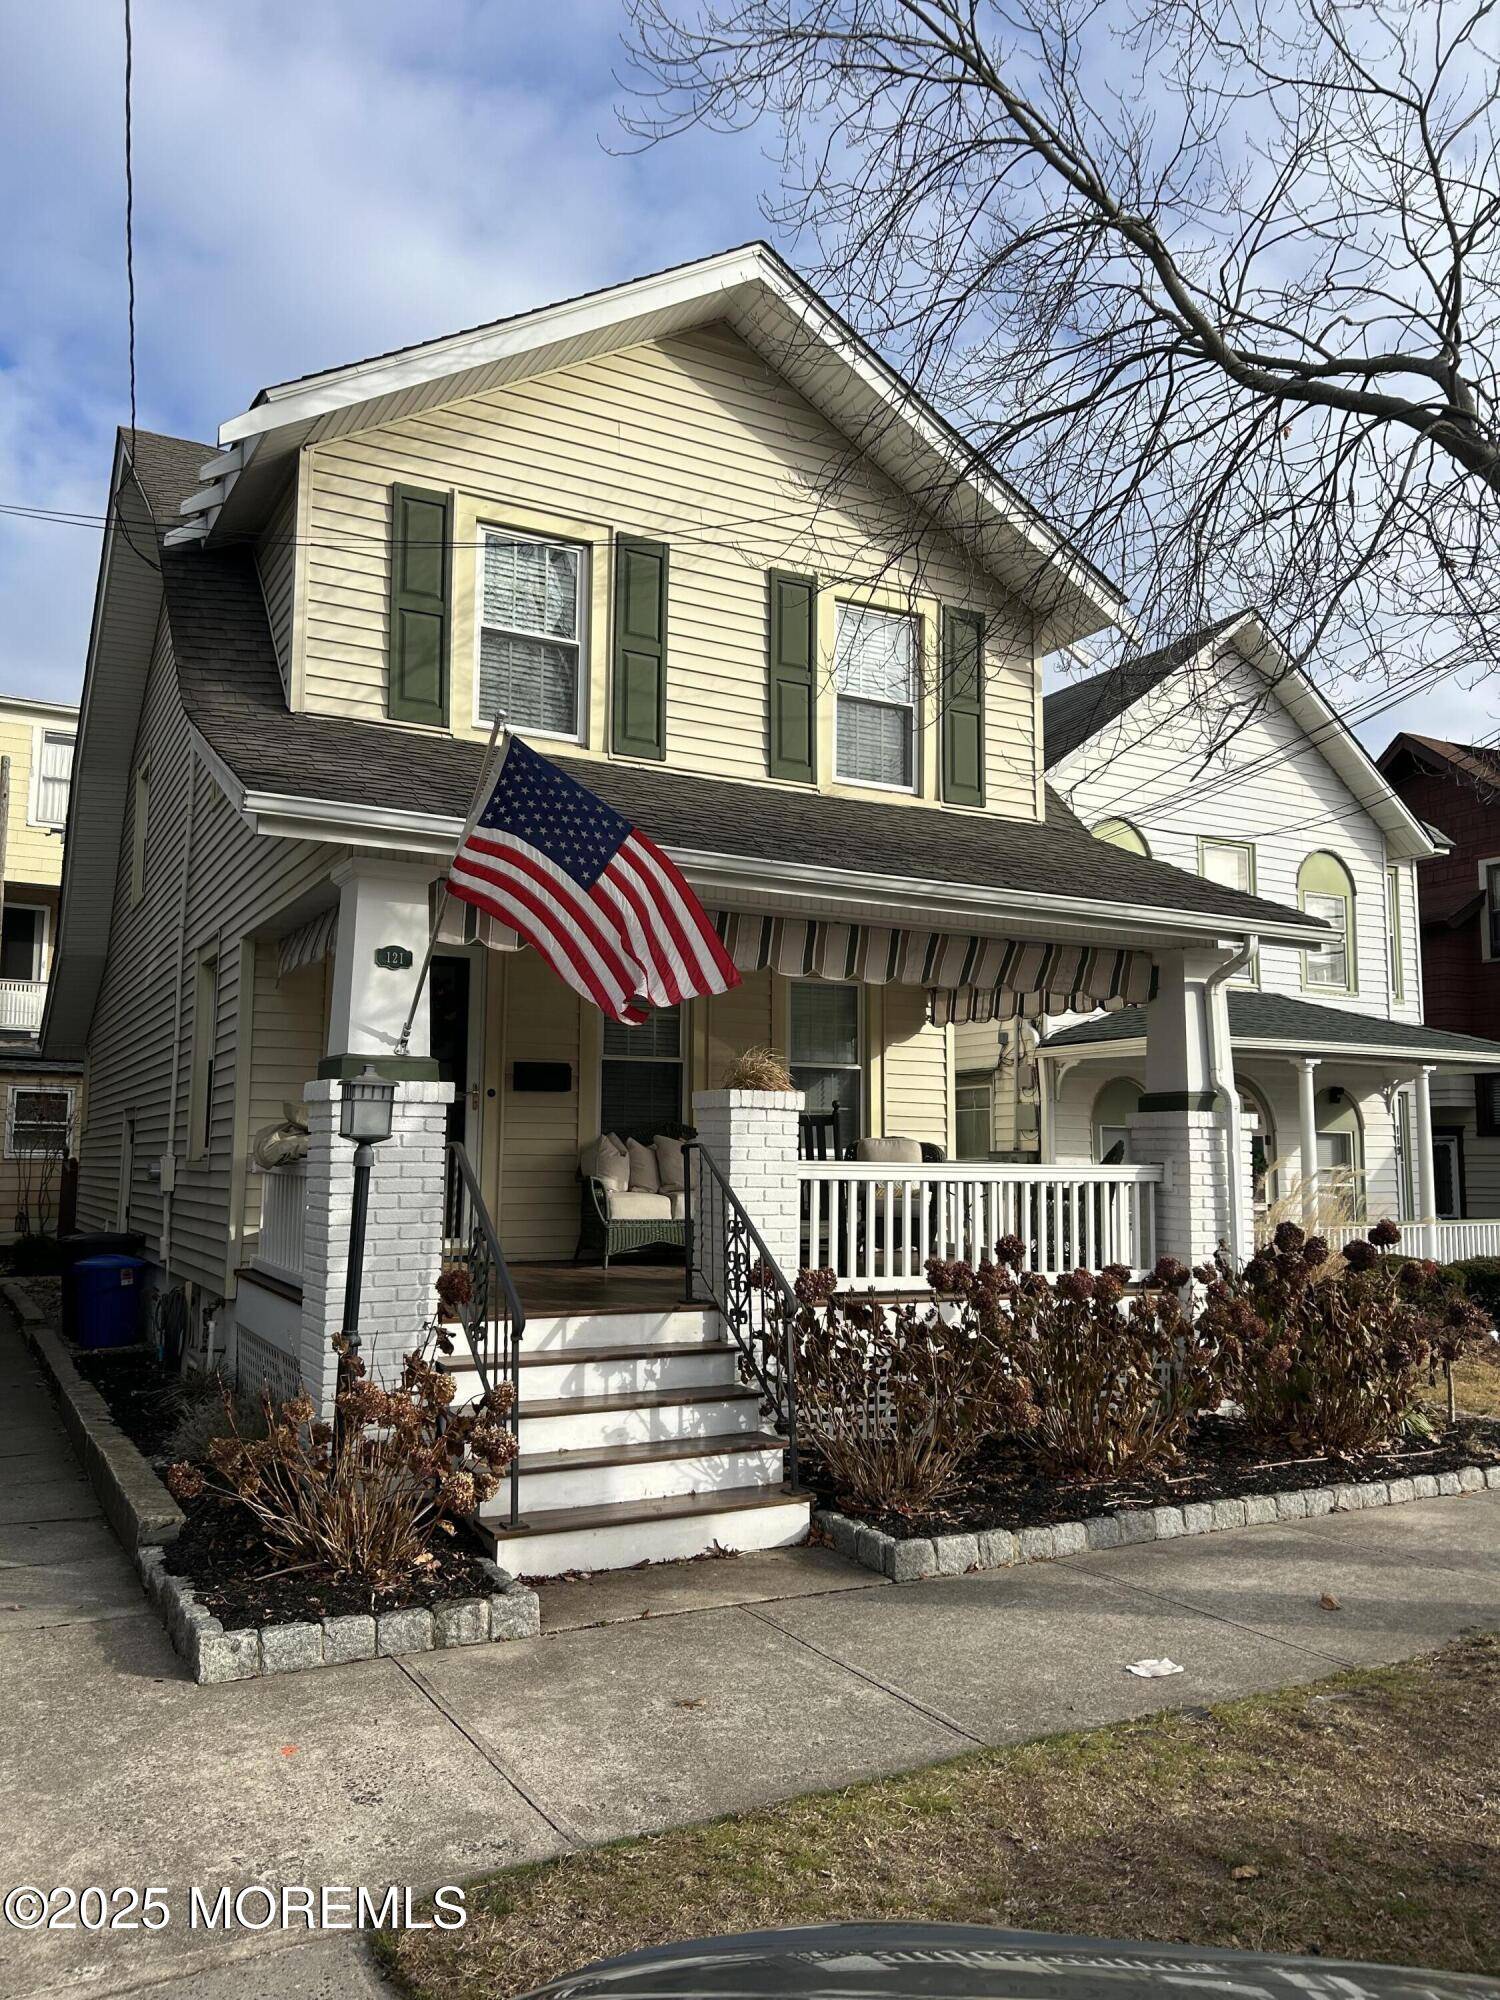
[
  {"xmin": 161, "ymin": 741, "xmax": 199, "ymax": 1279},
  {"xmin": 1205, "ymin": 937, "xmax": 1257, "ymax": 1266}
]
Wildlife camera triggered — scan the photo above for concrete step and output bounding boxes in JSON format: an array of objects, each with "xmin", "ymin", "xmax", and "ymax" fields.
[
  {"xmin": 445, "ymin": 1340, "xmax": 740, "ymax": 1403},
  {"xmin": 517, "ymin": 1382, "xmax": 765, "ymax": 1454},
  {"xmin": 514, "ymin": 1430, "xmax": 787, "ymax": 1511},
  {"xmin": 481, "ymin": 1484, "xmax": 813, "ymax": 1578}
]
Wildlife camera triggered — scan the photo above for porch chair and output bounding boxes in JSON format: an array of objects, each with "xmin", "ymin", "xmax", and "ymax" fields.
[{"xmin": 576, "ymin": 1127, "xmax": 694, "ymax": 1268}]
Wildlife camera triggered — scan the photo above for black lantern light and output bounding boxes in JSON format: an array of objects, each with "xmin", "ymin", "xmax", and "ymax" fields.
[{"xmin": 339, "ymin": 1065, "xmax": 397, "ymax": 1356}]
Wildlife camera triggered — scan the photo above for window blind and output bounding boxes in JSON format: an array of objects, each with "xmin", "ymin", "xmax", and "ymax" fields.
[
  {"xmin": 834, "ymin": 605, "xmax": 916, "ymax": 786},
  {"xmin": 479, "ymin": 534, "xmax": 582, "ymax": 733}
]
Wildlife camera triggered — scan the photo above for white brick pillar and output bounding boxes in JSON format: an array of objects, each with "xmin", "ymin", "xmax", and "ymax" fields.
[
  {"xmin": 690, "ymin": 1088, "xmax": 804, "ymax": 1286},
  {"xmin": 298, "ymin": 1078, "xmax": 455, "ymax": 1414},
  {"xmin": 1126, "ymin": 948, "xmax": 1244, "ymax": 1273}
]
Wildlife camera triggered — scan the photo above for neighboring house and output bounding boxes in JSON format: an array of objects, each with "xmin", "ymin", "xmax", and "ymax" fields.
[
  {"xmin": 0, "ymin": 694, "xmax": 82, "ymax": 1236},
  {"xmin": 961, "ymin": 612, "xmax": 1500, "ymax": 1258},
  {"xmin": 1378, "ymin": 733, "xmax": 1500, "ymax": 1223},
  {"xmin": 51, "ymin": 246, "xmax": 1398, "ymax": 1571}
]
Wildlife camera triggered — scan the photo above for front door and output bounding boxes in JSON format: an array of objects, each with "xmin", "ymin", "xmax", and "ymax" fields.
[
  {"xmin": 1433, "ymin": 1132, "xmax": 1463, "ymax": 1218},
  {"xmin": 430, "ymin": 953, "xmax": 482, "ymax": 1232}
]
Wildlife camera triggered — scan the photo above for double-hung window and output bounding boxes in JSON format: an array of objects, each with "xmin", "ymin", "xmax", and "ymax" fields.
[
  {"xmin": 1199, "ymin": 839, "xmax": 1258, "ymax": 979},
  {"xmin": 601, "ymin": 1006, "xmax": 683, "ymax": 1142},
  {"xmin": 1386, "ymin": 864, "xmax": 1405, "ymax": 1000},
  {"xmin": 834, "ymin": 605, "xmax": 917, "ymax": 789},
  {"xmin": 1487, "ymin": 861, "xmax": 1500, "ymax": 959},
  {"xmin": 32, "ymin": 730, "xmax": 74, "ymax": 829},
  {"xmin": 477, "ymin": 530, "xmax": 585, "ymax": 740},
  {"xmin": 1303, "ymin": 893, "xmax": 1350, "ymax": 987},
  {"xmin": 6, "ymin": 1086, "xmax": 72, "ymax": 1160},
  {"xmin": 789, "ymin": 981, "xmax": 862, "ymax": 1153},
  {"xmin": 955, "ymin": 1071, "xmax": 993, "ymax": 1160}
]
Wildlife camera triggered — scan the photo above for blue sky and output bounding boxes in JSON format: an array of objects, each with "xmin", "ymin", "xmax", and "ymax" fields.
[{"xmin": 0, "ymin": 0, "xmax": 1488, "ymax": 752}]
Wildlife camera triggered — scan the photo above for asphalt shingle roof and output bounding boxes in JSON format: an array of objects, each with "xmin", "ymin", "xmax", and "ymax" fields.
[
  {"xmin": 1043, "ymin": 616, "xmax": 1245, "ymax": 769},
  {"xmin": 1043, "ymin": 989, "xmax": 1500, "ymax": 1062},
  {"xmin": 128, "ymin": 433, "xmax": 1319, "ymax": 936}
]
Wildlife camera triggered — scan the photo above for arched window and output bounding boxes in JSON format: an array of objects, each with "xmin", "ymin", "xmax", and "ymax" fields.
[
  {"xmin": 1298, "ymin": 852, "xmax": 1356, "ymax": 992},
  {"xmin": 1091, "ymin": 817, "xmax": 1151, "ymax": 858},
  {"xmin": 1092, "ymin": 1076, "xmax": 1143, "ymax": 1162}
]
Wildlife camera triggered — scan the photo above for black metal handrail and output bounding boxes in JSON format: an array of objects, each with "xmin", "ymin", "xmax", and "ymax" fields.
[
  {"xmin": 444, "ymin": 1141, "xmax": 525, "ymax": 1528},
  {"xmin": 681, "ymin": 1138, "xmax": 800, "ymax": 1486}
]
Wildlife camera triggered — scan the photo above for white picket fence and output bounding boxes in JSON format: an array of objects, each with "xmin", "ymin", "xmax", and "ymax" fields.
[{"xmin": 796, "ymin": 1161, "xmax": 1162, "ymax": 1291}]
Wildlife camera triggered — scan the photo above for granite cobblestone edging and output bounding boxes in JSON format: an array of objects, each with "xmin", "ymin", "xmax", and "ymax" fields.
[
  {"xmin": 136, "ymin": 1546, "xmax": 542, "ymax": 1684},
  {"xmin": 817, "ymin": 1462, "xmax": 1500, "ymax": 1582}
]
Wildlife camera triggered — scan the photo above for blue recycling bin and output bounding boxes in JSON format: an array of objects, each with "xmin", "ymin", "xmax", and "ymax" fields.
[{"xmin": 72, "ymin": 1255, "xmax": 146, "ymax": 1350}]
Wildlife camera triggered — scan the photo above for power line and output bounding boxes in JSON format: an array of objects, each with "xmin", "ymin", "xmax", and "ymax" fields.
[{"xmin": 122, "ymin": 0, "xmax": 137, "ymax": 460}]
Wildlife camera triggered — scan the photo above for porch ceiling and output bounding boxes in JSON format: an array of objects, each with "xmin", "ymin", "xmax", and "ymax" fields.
[{"xmin": 1041, "ymin": 990, "xmax": 1500, "ymax": 1069}]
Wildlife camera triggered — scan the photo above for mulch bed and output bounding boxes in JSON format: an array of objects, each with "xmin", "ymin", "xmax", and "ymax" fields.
[
  {"xmin": 166, "ymin": 1493, "xmax": 497, "ymax": 1627},
  {"xmin": 814, "ymin": 1410, "xmax": 1500, "ymax": 1541},
  {"xmin": 70, "ymin": 1344, "xmax": 182, "ymax": 1462}
]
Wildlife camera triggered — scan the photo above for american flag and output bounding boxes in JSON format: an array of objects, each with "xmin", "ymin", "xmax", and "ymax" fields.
[{"xmin": 447, "ymin": 733, "xmax": 740, "ymax": 1025}]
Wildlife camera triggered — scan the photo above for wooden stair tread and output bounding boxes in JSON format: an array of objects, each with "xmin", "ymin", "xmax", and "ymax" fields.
[
  {"xmin": 517, "ymin": 1431, "xmax": 785, "ymax": 1475},
  {"xmin": 439, "ymin": 1340, "xmax": 729, "ymax": 1373},
  {"xmin": 485, "ymin": 1484, "xmax": 813, "ymax": 1540},
  {"xmin": 521, "ymin": 1382, "xmax": 761, "ymax": 1418}
]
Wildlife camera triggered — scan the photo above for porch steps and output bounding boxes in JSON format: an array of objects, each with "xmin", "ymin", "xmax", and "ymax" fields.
[
  {"xmin": 450, "ymin": 1298, "xmax": 811, "ymax": 1576},
  {"xmin": 477, "ymin": 1483, "xmax": 814, "ymax": 1580}
]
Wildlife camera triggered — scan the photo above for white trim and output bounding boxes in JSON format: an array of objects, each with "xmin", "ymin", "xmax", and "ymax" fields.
[
  {"xmin": 27, "ymin": 722, "xmax": 76, "ymax": 831},
  {"xmin": 1048, "ymin": 1031, "xmax": 1500, "ymax": 1069},
  {"xmin": 471, "ymin": 524, "xmax": 589, "ymax": 746},
  {"xmin": 4, "ymin": 1081, "xmax": 74, "ymax": 1160}
]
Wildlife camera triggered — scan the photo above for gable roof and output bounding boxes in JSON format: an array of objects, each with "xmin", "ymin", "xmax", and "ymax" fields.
[
  {"xmin": 1377, "ymin": 731, "xmax": 1500, "ymax": 799},
  {"xmin": 165, "ymin": 243, "xmax": 1124, "ymax": 652},
  {"xmin": 1043, "ymin": 988, "xmax": 1500, "ymax": 1066},
  {"xmin": 1044, "ymin": 612, "xmax": 1438, "ymax": 862}
]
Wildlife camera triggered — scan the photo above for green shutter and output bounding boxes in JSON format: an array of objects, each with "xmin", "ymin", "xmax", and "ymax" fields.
[
  {"xmin": 767, "ymin": 569, "xmax": 817, "ymax": 782},
  {"xmin": 388, "ymin": 484, "xmax": 450, "ymax": 726},
  {"xmin": 612, "ymin": 538, "xmax": 668, "ymax": 760},
  {"xmin": 941, "ymin": 607, "xmax": 985, "ymax": 805}
]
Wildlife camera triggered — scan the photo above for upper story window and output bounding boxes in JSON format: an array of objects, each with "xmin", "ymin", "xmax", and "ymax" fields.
[
  {"xmin": 1200, "ymin": 838, "xmax": 1258, "ymax": 980},
  {"xmin": 477, "ymin": 530, "xmax": 585, "ymax": 740},
  {"xmin": 1298, "ymin": 851, "xmax": 1356, "ymax": 991},
  {"xmin": 1486, "ymin": 860, "xmax": 1500, "ymax": 959},
  {"xmin": 834, "ymin": 605, "xmax": 917, "ymax": 790},
  {"xmin": 1386, "ymin": 864, "xmax": 1405, "ymax": 1000},
  {"xmin": 1092, "ymin": 817, "xmax": 1150, "ymax": 857},
  {"xmin": 30, "ymin": 729, "xmax": 74, "ymax": 830},
  {"xmin": 0, "ymin": 906, "xmax": 43, "ymax": 985}
]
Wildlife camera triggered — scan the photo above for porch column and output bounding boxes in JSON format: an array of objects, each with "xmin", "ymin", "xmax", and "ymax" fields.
[
  {"xmin": 300, "ymin": 857, "xmax": 453, "ymax": 1414},
  {"xmin": 1125, "ymin": 948, "xmax": 1251, "ymax": 1273},
  {"xmin": 690, "ymin": 1088, "xmax": 804, "ymax": 1287},
  {"xmin": 1413, "ymin": 1064, "xmax": 1439, "ymax": 1259},
  {"xmin": 1295, "ymin": 1057, "xmax": 1320, "ymax": 1227}
]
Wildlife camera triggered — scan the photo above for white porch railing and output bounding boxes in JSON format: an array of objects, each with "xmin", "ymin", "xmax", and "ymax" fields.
[
  {"xmin": 796, "ymin": 1162, "xmax": 1163, "ymax": 1291},
  {"xmin": 1316, "ymin": 1218, "xmax": 1500, "ymax": 1263},
  {"xmin": 0, "ymin": 980, "xmax": 46, "ymax": 1034},
  {"xmin": 254, "ymin": 1160, "xmax": 308, "ymax": 1284}
]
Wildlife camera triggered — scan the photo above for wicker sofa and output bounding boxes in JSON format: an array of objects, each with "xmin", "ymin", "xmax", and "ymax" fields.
[{"xmin": 576, "ymin": 1126, "xmax": 695, "ymax": 1268}]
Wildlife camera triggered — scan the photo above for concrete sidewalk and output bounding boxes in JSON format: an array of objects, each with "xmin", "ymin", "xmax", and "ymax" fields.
[{"xmin": 3, "ymin": 1307, "xmax": 1499, "ymax": 2000}]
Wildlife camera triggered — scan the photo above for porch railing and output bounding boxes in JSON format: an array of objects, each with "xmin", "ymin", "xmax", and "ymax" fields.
[
  {"xmin": 0, "ymin": 979, "xmax": 45, "ymax": 1034},
  {"xmin": 796, "ymin": 1161, "xmax": 1163, "ymax": 1291},
  {"xmin": 253, "ymin": 1159, "xmax": 308, "ymax": 1284},
  {"xmin": 444, "ymin": 1140, "xmax": 525, "ymax": 1528},
  {"xmin": 683, "ymin": 1138, "xmax": 800, "ymax": 1485},
  {"xmin": 1320, "ymin": 1218, "xmax": 1500, "ymax": 1263}
]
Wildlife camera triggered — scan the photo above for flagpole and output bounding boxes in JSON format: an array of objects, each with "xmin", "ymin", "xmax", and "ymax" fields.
[{"xmin": 393, "ymin": 711, "xmax": 508, "ymax": 1059}]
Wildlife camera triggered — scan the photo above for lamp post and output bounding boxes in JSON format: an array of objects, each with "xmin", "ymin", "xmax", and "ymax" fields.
[{"xmin": 339, "ymin": 1065, "xmax": 396, "ymax": 1365}]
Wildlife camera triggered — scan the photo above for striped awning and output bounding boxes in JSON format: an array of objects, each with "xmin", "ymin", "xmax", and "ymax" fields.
[
  {"xmin": 713, "ymin": 913, "xmax": 1156, "ymax": 1023},
  {"xmin": 276, "ymin": 906, "xmax": 339, "ymax": 981}
]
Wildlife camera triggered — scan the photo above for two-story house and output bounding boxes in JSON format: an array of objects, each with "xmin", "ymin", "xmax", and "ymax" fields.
[
  {"xmin": 0, "ymin": 693, "xmax": 81, "ymax": 1235},
  {"xmin": 51, "ymin": 247, "xmax": 1403, "ymax": 1571},
  {"xmin": 978, "ymin": 612, "xmax": 1500, "ymax": 1261},
  {"xmin": 1378, "ymin": 733, "xmax": 1500, "ymax": 1230}
]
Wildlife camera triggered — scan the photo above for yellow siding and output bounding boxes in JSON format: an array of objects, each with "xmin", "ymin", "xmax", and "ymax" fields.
[
  {"xmin": 300, "ymin": 325, "xmax": 1039, "ymax": 819},
  {"xmin": 878, "ymin": 984, "xmax": 951, "ymax": 1150},
  {"xmin": 0, "ymin": 698, "xmax": 76, "ymax": 897},
  {"xmin": 697, "ymin": 970, "xmax": 775, "ymax": 1093},
  {"xmin": 497, "ymin": 951, "xmax": 583, "ymax": 1259},
  {"xmin": 241, "ymin": 947, "xmax": 328, "ymax": 1257}
]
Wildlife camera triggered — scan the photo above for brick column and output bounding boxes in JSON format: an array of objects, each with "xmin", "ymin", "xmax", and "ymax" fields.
[
  {"xmin": 298, "ymin": 1078, "xmax": 454, "ymax": 1413},
  {"xmin": 690, "ymin": 1088, "xmax": 804, "ymax": 1285}
]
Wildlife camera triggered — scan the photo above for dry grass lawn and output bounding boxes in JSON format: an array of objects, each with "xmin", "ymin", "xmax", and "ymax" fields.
[
  {"xmin": 387, "ymin": 1633, "xmax": 1500, "ymax": 1999},
  {"xmin": 1450, "ymin": 1359, "xmax": 1500, "ymax": 1419}
]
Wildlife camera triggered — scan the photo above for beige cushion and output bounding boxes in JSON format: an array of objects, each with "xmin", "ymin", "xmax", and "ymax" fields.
[
  {"xmin": 669, "ymin": 1190, "xmax": 686, "ymax": 1220},
  {"xmin": 581, "ymin": 1134, "xmax": 629, "ymax": 1193},
  {"xmin": 654, "ymin": 1133, "xmax": 685, "ymax": 1192},
  {"xmin": 856, "ymin": 1135, "xmax": 924, "ymax": 1165},
  {"xmin": 606, "ymin": 1189, "xmax": 674, "ymax": 1222},
  {"xmin": 626, "ymin": 1137, "xmax": 660, "ymax": 1192}
]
